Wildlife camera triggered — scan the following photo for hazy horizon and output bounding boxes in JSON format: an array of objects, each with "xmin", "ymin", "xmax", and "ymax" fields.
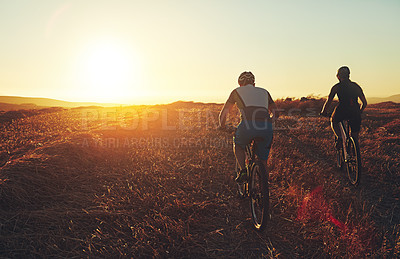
[
  {"xmin": 1, "ymin": 0, "xmax": 399, "ymax": 104},
  {"xmin": 1, "ymin": 93, "xmax": 399, "ymax": 107}
]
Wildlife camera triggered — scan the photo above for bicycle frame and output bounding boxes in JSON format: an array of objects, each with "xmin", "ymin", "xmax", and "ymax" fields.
[
  {"xmin": 338, "ymin": 120, "xmax": 350, "ymax": 160},
  {"xmin": 237, "ymin": 141, "xmax": 256, "ymax": 196},
  {"xmin": 336, "ymin": 119, "xmax": 361, "ymax": 185},
  {"xmin": 225, "ymin": 126, "xmax": 269, "ymax": 230},
  {"xmin": 246, "ymin": 140, "xmax": 270, "ymax": 231},
  {"xmin": 245, "ymin": 142, "xmax": 256, "ymax": 168}
]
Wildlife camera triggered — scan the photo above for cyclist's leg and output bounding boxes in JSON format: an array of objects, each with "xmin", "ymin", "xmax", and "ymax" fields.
[
  {"xmin": 234, "ymin": 143, "xmax": 245, "ymax": 170},
  {"xmin": 234, "ymin": 121, "xmax": 252, "ymax": 171},
  {"xmin": 351, "ymin": 131, "xmax": 360, "ymax": 143},
  {"xmin": 331, "ymin": 108, "xmax": 341, "ymax": 139},
  {"xmin": 349, "ymin": 112, "xmax": 362, "ymax": 170},
  {"xmin": 349, "ymin": 111, "xmax": 361, "ymax": 144},
  {"xmin": 260, "ymin": 160, "xmax": 268, "ymax": 174},
  {"xmin": 254, "ymin": 121, "xmax": 273, "ymax": 167}
]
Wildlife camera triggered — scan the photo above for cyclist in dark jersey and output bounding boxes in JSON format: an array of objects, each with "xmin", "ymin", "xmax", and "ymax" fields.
[
  {"xmin": 219, "ymin": 71, "xmax": 278, "ymax": 182},
  {"xmin": 321, "ymin": 66, "xmax": 367, "ymax": 144}
]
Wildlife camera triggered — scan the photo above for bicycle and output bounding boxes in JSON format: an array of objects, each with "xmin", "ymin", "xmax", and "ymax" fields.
[
  {"xmin": 221, "ymin": 126, "xmax": 270, "ymax": 231},
  {"xmin": 321, "ymin": 114, "xmax": 361, "ymax": 186}
]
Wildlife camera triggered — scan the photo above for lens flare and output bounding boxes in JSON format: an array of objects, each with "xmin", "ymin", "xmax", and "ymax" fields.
[{"xmin": 297, "ymin": 186, "xmax": 376, "ymax": 256}]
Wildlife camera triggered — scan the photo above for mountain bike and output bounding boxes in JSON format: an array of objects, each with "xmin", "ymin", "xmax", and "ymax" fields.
[
  {"xmin": 321, "ymin": 115, "xmax": 361, "ymax": 186},
  {"xmin": 221, "ymin": 126, "xmax": 270, "ymax": 231}
]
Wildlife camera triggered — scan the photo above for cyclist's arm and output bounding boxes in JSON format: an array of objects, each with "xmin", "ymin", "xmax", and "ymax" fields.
[
  {"xmin": 358, "ymin": 88, "xmax": 367, "ymax": 113},
  {"xmin": 219, "ymin": 100, "xmax": 234, "ymax": 128},
  {"xmin": 268, "ymin": 93, "xmax": 279, "ymax": 119},
  {"xmin": 321, "ymin": 85, "xmax": 337, "ymax": 115}
]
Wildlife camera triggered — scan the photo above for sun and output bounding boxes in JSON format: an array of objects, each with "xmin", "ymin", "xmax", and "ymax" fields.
[{"xmin": 76, "ymin": 39, "xmax": 142, "ymax": 103}]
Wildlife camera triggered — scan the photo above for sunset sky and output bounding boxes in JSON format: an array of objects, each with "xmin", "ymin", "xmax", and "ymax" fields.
[{"xmin": 0, "ymin": 0, "xmax": 399, "ymax": 104}]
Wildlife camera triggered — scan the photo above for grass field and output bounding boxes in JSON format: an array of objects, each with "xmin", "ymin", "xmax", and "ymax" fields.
[{"xmin": 1, "ymin": 99, "xmax": 399, "ymax": 258}]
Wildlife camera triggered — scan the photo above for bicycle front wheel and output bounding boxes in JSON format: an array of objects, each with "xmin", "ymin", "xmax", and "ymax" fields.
[
  {"xmin": 346, "ymin": 137, "xmax": 361, "ymax": 186},
  {"xmin": 249, "ymin": 161, "xmax": 269, "ymax": 231}
]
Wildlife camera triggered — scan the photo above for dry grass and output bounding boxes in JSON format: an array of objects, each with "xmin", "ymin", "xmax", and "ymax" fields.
[{"xmin": 0, "ymin": 99, "xmax": 399, "ymax": 258}]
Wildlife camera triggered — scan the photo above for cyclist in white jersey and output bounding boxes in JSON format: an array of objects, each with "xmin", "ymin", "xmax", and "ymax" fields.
[{"xmin": 219, "ymin": 71, "xmax": 278, "ymax": 182}]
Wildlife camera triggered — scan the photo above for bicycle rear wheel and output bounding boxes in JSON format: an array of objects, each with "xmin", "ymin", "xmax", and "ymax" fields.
[
  {"xmin": 249, "ymin": 161, "xmax": 269, "ymax": 231},
  {"xmin": 346, "ymin": 137, "xmax": 360, "ymax": 186},
  {"xmin": 235, "ymin": 161, "xmax": 246, "ymax": 198}
]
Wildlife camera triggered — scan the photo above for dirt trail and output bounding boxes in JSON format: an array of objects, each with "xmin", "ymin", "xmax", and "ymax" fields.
[
  {"xmin": 1, "ymin": 106, "xmax": 399, "ymax": 257},
  {"xmin": 273, "ymin": 116, "xmax": 399, "ymax": 257}
]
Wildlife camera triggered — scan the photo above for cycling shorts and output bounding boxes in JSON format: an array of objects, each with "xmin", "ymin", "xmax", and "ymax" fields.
[
  {"xmin": 234, "ymin": 120, "xmax": 273, "ymax": 161},
  {"xmin": 332, "ymin": 106, "xmax": 361, "ymax": 132}
]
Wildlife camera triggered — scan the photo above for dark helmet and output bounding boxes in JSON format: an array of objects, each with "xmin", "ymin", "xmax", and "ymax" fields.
[
  {"xmin": 238, "ymin": 71, "xmax": 255, "ymax": 86},
  {"xmin": 337, "ymin": 66, "xmax": 350, "ymax": 79}
]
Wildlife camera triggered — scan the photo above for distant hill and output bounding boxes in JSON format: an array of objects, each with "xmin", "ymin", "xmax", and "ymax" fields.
[
  {"xmin": 367, "ymin": 94, "xmax": 400, "ymax": 104},
  {"xmin": 0, "ymin": 102, "xmax": 41, "ymax": 111},
  {"xmin": 0, "ymin": 94, "xmax": 398, "ymax": 111},
  {"xmin": 0, "ymin": 96, "xmax": 122, "ymax": 110}
]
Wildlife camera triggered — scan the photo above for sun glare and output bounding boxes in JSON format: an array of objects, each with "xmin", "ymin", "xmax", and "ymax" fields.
[{"xmin": 76, "ymin": 40, "xmax": 142, "ymax": 103}]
